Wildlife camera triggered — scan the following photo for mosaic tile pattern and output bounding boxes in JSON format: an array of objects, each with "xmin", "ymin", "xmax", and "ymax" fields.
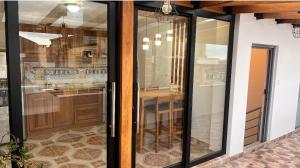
[
  {"xmin": 194, "ymin": 129, "xmax": 300, "ymax": 168},
  {"xmin": 25, "ymin": 125, "xmax": 107, "ymax": 168},
  {"xmin": 23, "ymin": 124, "xmax": 213, "ymax": 168},
  {"xmin": 136, "ymin": 135, "xmax": 212, "ymax": 168}
]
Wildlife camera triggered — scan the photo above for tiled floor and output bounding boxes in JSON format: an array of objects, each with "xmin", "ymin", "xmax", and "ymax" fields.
[
  {"xmin": 194, "ymin": 129, "xmax": 300, "ymax": 168},
  {"xmin": 19, "ymin": 125, "xmax": 300, "ymax": 168},
  {"xmin": 24, "ymin": 125, "xmax": 213, "ymax": 168},
  {"xmin": 136, "ymin": 136, "xmax": 212, "ymax": 168},
  {"xmin": 25, "ymin": 125, "xmax": 107, "ymax": 168}
]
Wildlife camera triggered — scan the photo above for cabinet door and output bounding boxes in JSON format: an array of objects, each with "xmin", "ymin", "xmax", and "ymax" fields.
[
  {"xmin": 27, "ymin": 93, "xmax": 53, "ymax": 133},
  {"xmin": 53, "ymin": 96, "xmax": 74, "ymax": 128},
  {"xmin": 74, "ymin": 93, "xmax": 103, "ymax": 125}
]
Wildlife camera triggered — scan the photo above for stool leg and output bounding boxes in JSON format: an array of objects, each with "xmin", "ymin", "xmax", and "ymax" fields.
[
  {"xmin": 168, "ymin": 109, "xmax": 172, "ymax": 148},
  {"xmin": 155, "ymin": 112, "xmax": 159, "ymax": 153}
]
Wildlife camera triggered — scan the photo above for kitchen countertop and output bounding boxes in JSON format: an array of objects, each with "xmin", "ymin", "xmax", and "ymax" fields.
[{"xmin": 23, "ymin": 83, "xmax": 107, "ymax": 97}]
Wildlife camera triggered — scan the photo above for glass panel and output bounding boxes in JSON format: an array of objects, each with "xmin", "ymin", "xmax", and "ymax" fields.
[
  {"xmin": 190, "ymin": 17, "xmax": 230, "ymax": 160},
  {"xmin": 0, "ymin": 2, "xmax": 11, "ymax": 167},
  {"xmin": 136, "ymin": 10, "xmax": 188, "ymax": 167},
  {"xmin": 0, "ymin": 1, "xmax": 11, "ymax": 168},
  {"xmin": 19, "ymin": 2, "xmax": 108, "ymax": 167}
]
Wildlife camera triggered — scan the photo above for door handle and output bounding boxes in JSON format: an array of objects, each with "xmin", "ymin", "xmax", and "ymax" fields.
[{"xmin": 111, "ymin": 82, "xmax": 116, "ymax": 137}]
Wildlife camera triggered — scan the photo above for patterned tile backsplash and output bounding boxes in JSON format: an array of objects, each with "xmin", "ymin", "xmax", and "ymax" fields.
[{"xmin": 24, "ymin": 63, "xmax": 107, "ymax": 88}]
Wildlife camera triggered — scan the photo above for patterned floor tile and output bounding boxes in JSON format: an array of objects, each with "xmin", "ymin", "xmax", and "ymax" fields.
[
  {"xmin": 87, "ymin": 135, "xmax": 106, "ymax": 145},
  {"xmin": 38, "ymin": 145, "xmax": 69, "ymax": 157},
  {"xmin": 194, "ymin": 129, "xmax": 300, "ymax": 168},
  {"xmin": 72, "ymin": 148, "xmax": 102, "ymax": 160},
  {"xmin": 57, "ymin": 134, "xmax": 83, "ymax": 143}
]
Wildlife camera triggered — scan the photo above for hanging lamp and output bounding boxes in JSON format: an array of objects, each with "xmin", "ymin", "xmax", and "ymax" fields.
[
  {"xmin": 166, "ymin": 21, "xmax": 173, "ymax": 42},
  {"xmin": 142, "ymin": 16, "xmax": 150, "ymax": 50},
  {"xmin": 154, "ymin": 21, "xmax": 162, "ymax": 46},
  {"xmin": 292, "ymin": 24, "xmax": 300, "ymax": 38}
]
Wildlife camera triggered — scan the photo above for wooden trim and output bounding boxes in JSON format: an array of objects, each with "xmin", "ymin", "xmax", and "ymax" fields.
[
  {"xmin": 200, "ymin": 1, "xmax": 288, "ymax": 8},
  {"xmin": 259, "ymin": 12, "xmax": 300, "ymax": 19},
  {"xmin": 232, "ymin": 2, "xmax": 300, "ymax": 14},
  {"xmin": 119, "ymin": 2, "xmax": 134, "ymax": 168},
  {"xmin": 173, "ymin": 1, "xmax": 194, "ymax": 8},
  {"xmin": 276, "ymin": 19, "xmax": 300, "ymax": 24},
  {"xmin": 201, "ymin": 6, "xmax": 226, "ymax": 14}
]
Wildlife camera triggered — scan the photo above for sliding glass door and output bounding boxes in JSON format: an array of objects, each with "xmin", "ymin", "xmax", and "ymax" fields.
[
  {"xmin": 5, "ymin": 1, "xmax": 119, "ymax": 168},
  {"xmin": 190, "ymin": 17, "xmax": 231, "ymax": 161},
  {"xmin": 134, "ymin": 9, "xmax": 189, "ymax": 167},
  {"xmin": 133, "ymin": 3, "xmax": 233, "ymax": 168}
]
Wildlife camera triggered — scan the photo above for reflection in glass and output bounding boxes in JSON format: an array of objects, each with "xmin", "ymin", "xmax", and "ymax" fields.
[
  {"xmin": 190, "ymin": 17, "xmax": 230, "ymax": 160},
  {"xmin": 19, "ymin": 1, "xmax": 108, "ymax": 167},
  {"xmin": 0, "ymin": 1, "xmax": 10, "ymax": 146},
  {"xmin": 136, "ymin": 10, "xmax": 188, "ymax": 167}
]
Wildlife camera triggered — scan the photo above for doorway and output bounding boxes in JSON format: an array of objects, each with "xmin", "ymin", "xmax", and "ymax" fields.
[
  {"xmin": 5, "ymin": 1, "xmax": 119, "ymax": 168},
  {"xmin": 244, "ymin": 45, "xmax": 274, "ymax": 146}
]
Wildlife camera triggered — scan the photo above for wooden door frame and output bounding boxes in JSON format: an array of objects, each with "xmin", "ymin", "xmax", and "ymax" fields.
[{"xmin": 251, "ymin": 44, "xmax": 276, "ymax": 142}]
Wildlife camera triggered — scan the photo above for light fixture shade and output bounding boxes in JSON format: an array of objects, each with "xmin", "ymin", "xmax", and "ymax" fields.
[
  {"xmin": 142, "ymin": 37, "xmax": 150, "ymax": 50},
  {"xmin": 162, "ymin": 0, "xmax": 172, "ymax": 14},
  {"xmin": 166, "ymin": 29, "xmax": 173, "ymax": 42},
  {"xmin": 154, "ymin": 33, "xmax": 162, "ymax": 46},
  {"xmin": 66, "ymin": 3, "xmax": 80, "ymax": 13}
]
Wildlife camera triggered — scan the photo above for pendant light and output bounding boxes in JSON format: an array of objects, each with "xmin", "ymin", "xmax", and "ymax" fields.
[
  {"xmin": 166, "ymin": 21, "xmax": 173, "ymax": 42},
  {"xmin": 292, "ymin": 24, "xmax": 300, "ymax": 38},
  {"xmin": 142, "ymin": 16, "xmax": 150, "ymax": 50},
  {"xmin": 162, "ymin": 0, "xmax": 172, "ymax": 15},
  {"xmin": 154, "ymin": 21, "xmax": 162, "ymax": 46}
]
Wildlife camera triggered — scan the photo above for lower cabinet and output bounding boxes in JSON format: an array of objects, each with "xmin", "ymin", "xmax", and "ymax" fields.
[
  {"xmin": 53, "ymin": 96, "xmax": 74, "ymax": 128},
  {"xmin": 26, "ymin": 93, "xmax": 53, "ymax": 133},
  {"xmin": 74, "ymin": 94, "xmax": 102, "ymax": 125},
  {"xmin": 26, "ymin": 91, "xmax": 104, "ymax": 136}
]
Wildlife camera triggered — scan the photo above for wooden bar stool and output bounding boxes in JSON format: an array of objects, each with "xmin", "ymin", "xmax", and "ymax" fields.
[{"xmin": 144, "ymin": 95, "xmax": 173, "ymax": 153}]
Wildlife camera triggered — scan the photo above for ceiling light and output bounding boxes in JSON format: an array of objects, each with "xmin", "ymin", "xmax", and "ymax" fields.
[
  {"xmin": 154, "ymin": 34, "xmax": 162, "ymax": 46},
  {"xmin": 142, "ymin": 37, "xmax": 150, "ymax": 50},
  {"xmin": 65, "ymin": 3, "xmax": 80, "ymax": 13},
  {"xmin": 162, "ymin": 0, "xmax": 172, "ymax": 15},
  {"xmin": 166, "ymin": 30, "xmax": 173, "ymax": 42}
]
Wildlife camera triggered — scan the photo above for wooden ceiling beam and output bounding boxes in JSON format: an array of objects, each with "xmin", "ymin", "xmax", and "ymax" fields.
[
  {"xmin": 201, "ymin": 6, "xmax": 227, "ymax": 14},
  {"xmin": 256, "ymin": 12, "xmax": 300, "ymax": 19},
  {"xmin": 232, "ymin": 2, "xmax": 300, "ymax": 14},
  {"xmin": 173, "ymin": 1, "xmax": 194, "ymax": 8},
  {"xmin": 200, "ymin": 1, "xmax": 288, "ymax": 8},
  {"xmin": 276, "ymin": 19, "xmax": 300, "ymax": 24}
]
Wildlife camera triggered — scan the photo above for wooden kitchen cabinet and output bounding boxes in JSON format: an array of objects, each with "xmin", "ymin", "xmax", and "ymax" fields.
[
  {"xmin": 26, "ymin": 89, "xmax": 104, "ymax": 136},
  {"xmin": 26, "ymin": 93, "xmax": 53, "ymax": 134},
  {"xmin": 53, "ymin": 96, "xmax": 74, "ymax": 128},
  {"xmin": 74, "ymin": 93, "xmax": 103, "ymax": 126}
]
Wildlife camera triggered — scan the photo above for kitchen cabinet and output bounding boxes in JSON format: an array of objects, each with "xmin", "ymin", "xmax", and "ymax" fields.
[
  {"xmin": 26, "ymin": 87, "xmax": 105, "ymax": 137},
  {"xmin": 74, "ymin": 93, "xmax": 102, "ymax": 126},
  {"xmin": 26, "ymin": 93, "xmax": 53, "ymax": 133},
  {"xmin": 53, "ymin": 96, "xmax": 74, "ymax": 128}
]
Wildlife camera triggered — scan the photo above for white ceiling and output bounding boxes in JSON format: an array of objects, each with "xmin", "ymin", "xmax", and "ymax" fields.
[{"xmin": 19, "ymin": 1, "xmax": 107, "ymax": 30}]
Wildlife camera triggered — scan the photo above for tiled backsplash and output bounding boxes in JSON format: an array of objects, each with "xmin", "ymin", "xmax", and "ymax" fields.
[{"xmin": 24, "ymin": 63, "xmax": 107, "ymax": 88}]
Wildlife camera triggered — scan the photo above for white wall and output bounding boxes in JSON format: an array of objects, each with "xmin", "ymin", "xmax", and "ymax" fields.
[{"xmin": 227, "ymin": 13, "xmax": 300, "ymax": 156}]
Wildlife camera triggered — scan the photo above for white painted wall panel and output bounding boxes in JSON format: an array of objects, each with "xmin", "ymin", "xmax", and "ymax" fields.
[{"xmin": 227, "ymin": 14, "xmax": 300, "ymax": 156}]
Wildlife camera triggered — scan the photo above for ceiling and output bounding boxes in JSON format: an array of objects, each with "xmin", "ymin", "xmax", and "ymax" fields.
[
  {"xmin": 19, "ymin": 1, "xmax": 107, "ymax": 30},
  {"xmin": 176, "ymin": 1, "xmax": 300, "ymax": 25}
]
